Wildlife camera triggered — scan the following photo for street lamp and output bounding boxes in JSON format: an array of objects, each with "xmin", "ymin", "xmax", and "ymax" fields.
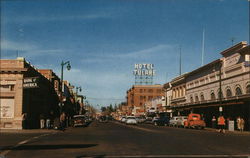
[{"xmin": 60, "ymin": 60, "xmax": 71, "ymax": 114}]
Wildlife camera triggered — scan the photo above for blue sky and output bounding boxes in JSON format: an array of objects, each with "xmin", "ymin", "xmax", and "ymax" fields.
[{"xmin": 1, "ymin": 0, "xmax": 249, "ymax": 109}]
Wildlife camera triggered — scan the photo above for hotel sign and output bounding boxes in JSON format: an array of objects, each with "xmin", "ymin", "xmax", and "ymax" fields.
[
  {"xmin": 23, "ymin": 77, "xmax": 39, "ymax": 89},
  {"xmin": 133, "ymin": 64, "xmax": 155, "ymax": 76}
]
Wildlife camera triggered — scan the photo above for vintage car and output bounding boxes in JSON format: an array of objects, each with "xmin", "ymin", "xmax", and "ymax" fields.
[
  {"xmin": 184, "ymin": 113, "xmax": 206, "ymax": 129},
  {"xmin": 73, "ymin": 115, "xmax": 87, "ymax": 127}
]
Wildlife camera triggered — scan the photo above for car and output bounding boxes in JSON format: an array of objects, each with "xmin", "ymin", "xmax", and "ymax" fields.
[
  {"xmin": 136, "ymin": 116, "xmax": 146, "ymax": 123},
  {"xmin": 184, "ymin": 113, "xmax": 206, "ymax": 129},
  {"xmin": 73, "ymin": 115, "xmax": 87, "ymax": 127},
  {"xmin": 126, "ymin": 116, "xmax": 137, "ymax": 125},
  {"xmin": 176, "ymin": 116, "xmax": 188, "ymax": 127},
  {"xmin": 144, "ymin": 117, "xmax": 153, "ymax": 124},
  {"xmin": 121, "ymin": 116, "xmax": 127, "ymax": 123},
  {"xmin": 153, "ymin": 116, "xmax": 170, "ymax": 126},
  {"xmin": 99, "ymin": 116, "xmax": 108, "ymax": 123},
  {"xmin": 169, "ymin": 116, "xmax": 179, "ymax": 127}
]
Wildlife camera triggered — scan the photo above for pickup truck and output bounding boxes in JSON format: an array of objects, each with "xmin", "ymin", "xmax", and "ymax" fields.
[{"xmin": 184, "ymin": 113, "xmax": 206, "ymax": 129}]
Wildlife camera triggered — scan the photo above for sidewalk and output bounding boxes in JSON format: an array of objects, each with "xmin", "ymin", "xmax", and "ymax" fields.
[
  {"xmin": 205, "ymin": 127, "xmax": 250, "ymax": 135},
  {"xmin": 0, "ymin": 128, "xmax": 59, "ymax": 134}
]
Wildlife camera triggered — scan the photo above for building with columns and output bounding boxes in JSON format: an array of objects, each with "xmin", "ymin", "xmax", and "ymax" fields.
[{"xmin": 164, "ymin": 41, "xmax": 250, "ymax": 130}]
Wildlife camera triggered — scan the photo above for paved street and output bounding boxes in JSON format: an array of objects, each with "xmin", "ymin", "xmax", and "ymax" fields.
[{"xmin": 1, "ymin": 121, "xmax": 250, "ymax": 158}]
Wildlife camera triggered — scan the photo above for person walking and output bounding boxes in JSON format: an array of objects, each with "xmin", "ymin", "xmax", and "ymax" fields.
[
  {"xmin": 212, "ymin": 116, "xmax": 216, "ymax": 129},
  {"xmin": 217, "ymin": 115, "xmax": 225, "ymax": 133},
  {"xmin": 60, "ymin": 112, "xmax": 66, "ymax": 131},
  {"xmin": 239, "ymin": 117, "xmax": 245, "ymax": 132},
  {"xmin": 237, "ymin": 116, "xmax": 241, "ymax": 131},
  {"xmin": 40, "ymin": 114, "xmax": 45, "ymax": 129}
]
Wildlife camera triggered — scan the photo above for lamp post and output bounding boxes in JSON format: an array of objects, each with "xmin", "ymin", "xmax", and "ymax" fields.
[{"xmin": 60, "ymin": 60, "xmax": 71, "ymax": 114}]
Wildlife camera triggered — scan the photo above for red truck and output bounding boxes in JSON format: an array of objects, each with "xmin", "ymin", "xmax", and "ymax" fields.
[{"xmin": 184, "ymin": 113, "xmax": 206, "ymax": 129}]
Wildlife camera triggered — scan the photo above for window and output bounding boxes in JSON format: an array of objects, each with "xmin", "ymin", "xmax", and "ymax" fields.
[
  {"xmin": 190, "ymin": 96, "xmax": 193, "ymax": 103},
  {"xmin": 195, "ymin": 95, "xmax": 199, "ymax": 102},
  {"xmin": 148, "ymin": 89, "xmax": 153, "ymax": 93},
  {"xmin": 140, "ymin": 89, "xmax": 143, "ymax": 93},
  {"xmin": 226, "ymin": 89, "xmax": 232, "ymax": 97},
  {"xmin": 235, "ymin": 87, "xmax": 242, "ymax": 96},
  {"xmin": 246, "ymin": 85, "xmax": 250, "ymax": 94},
  {"xmin": 140, "ymin": 96, "xmax": 144, "ymax": 100},
  {"xmin": 156, "ymin": 89, "xmax": 162, "ymax": 93},
  {"xmin": 218, "ymin": 90, "xmax": 223, "ymax": 99},
  {"xmin": 200, "ymin": 94, "xmax": 205, "ymax": 101},
  {"xmin": 211, "ymin": 92, "xmax": 216, "ymax": 100}
]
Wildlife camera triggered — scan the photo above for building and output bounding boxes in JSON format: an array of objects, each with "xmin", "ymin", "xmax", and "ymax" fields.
[
  {"xmin": 0, "ymin": 58, "xmax": 59, "ymax": 129},
  {"xmin": 126, "ymin": 84, "xmax": 164, "ymax": 115},
  {"xmin": 164, "ymin": 41, "xmax": 250, "ymax": 130}
]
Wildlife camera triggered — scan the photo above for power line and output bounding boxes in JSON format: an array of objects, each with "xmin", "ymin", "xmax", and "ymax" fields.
[{"xmin": 86, "ymin": 97, "xmax": 125, "ymax": 101}]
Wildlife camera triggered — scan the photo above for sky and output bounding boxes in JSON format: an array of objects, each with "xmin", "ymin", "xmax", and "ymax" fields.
[{"xmin": 1, "ymin": 0, "xmax": 249, "ymax": 109}]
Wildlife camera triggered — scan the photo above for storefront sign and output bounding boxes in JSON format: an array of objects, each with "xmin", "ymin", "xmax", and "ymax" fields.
[{"xmin": 23, "ymin": 77, "xmax": 39, "ymax": 89}]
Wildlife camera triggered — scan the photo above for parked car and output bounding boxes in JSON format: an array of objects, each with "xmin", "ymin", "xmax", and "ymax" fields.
[
  {"xmin": 153, "ymin": 116, "xmax": 170, "ymax": 126},
  {"xmin": 184, "ymin": 113, "xmax": 206, "ymax": 129},
  {"xmin": 126, "ymin": 116, "xmax": 137, "ymax": 125},
  {"xmin": 99, "ymin": 116, "xmax": 108, "ymax": 123},
  {"xmin": 144, "ymin": 117, "xmax": 153, "ymax": 124},
  {"xmin": 73, "ymin": 115, "xmax": 87, "ymax": 127},
  {"xmin": 121, "ymin": 116, "xmax": 127, "ymax": 123},
  {"xmin": 135, "ymin": 116, "xmax": 146, "ymax": 123},
  {"xmin": 169, "ymin": 116, "xmax": 179, "ymax": 127},
  {"xmin": 176, "ymin": 116, "xmax": 188, "ymax": 127}
]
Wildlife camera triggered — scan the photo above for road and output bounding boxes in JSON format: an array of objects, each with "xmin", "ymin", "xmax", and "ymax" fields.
[{"xmin": 1, "ymin": 121, "xmax": 250, "ymax": 158}]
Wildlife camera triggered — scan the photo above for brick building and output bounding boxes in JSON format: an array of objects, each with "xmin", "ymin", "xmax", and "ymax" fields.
[{"xmin": 126, "ymin": 85, "xmax": 164, "ymax": 115}]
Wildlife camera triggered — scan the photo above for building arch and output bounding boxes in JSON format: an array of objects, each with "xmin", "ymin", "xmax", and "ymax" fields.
[
  {"xmin": 190, "ymin": 95, "xmax": 193, "ymax": 103},
  {"xmin": 217, "ymin": 88, "xmax": 223, "ymax": 99},
  {"xmin": 195, "ymin": 94, "xmax": 199, "ymax": 102},
  {"xmin": 210, "ymin": 90, "xmax": 216, "ymax": 100},
  {"xmin": 225, "ymin": 86, "xmax": 232, "ymax": 98},
  {"xmin": 235, "ymin": 85, "xmax": 243, "ymax": 96},
  {"xmin": 246, "ymin": 82, "xmax": 250, "ymax": 94},
  {"xmin": 200, "ymin": 92, "xmax": 205, "ymax": 101}
]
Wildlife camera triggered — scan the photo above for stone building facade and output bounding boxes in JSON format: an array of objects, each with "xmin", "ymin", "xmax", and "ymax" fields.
[
  {"xmin": 0, "ymin": 58, "xmax": 59, "ymax": 129},
  {"xmin": 164, "ymin": 41, "xmax": 250, "ymax": 130}
]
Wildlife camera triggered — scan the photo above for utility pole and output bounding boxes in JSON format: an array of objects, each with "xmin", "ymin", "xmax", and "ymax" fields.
[
  {"xmin": 202, "ymin": 29, "xmax": 205, "ymax": 66},
  {"xmin": 179, "ymin": 45, "xmax": 182, "ymax": 76}
]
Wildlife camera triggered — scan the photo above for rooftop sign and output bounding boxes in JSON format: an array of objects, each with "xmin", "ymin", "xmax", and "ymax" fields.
[{"xmin": 133, "ymin": 64, "xmax": 155, "ymax": 76}]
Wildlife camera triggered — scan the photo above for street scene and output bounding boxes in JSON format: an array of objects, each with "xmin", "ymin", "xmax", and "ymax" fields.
[{"xmin": 0, "ymin": 0, "xmax": 250, "ymax": 158}]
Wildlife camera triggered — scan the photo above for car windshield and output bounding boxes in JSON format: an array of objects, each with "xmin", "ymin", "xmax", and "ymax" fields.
[{"xmin": 1, "ymin": 1, "xmax": 249, "ymax": 157}]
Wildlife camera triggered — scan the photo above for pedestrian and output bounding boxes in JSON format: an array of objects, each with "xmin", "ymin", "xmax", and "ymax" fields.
[
  {"xmin": 22, "ymin": 113, "xmax": 27, "ymax": 129},
  {"xmin": 237, "ymin": 116, "xmax": 241, "ymax": 131},
  {"xmin": 217, "ymin": 115, "xmax": 225, "ymax": 133},
  {"xmin": 212, "ymin": 116, "xmax": 216, "ymax": 129},
  {"xmin": 46, "ymin": 118, "xmax": 51, "ymax": 129},
  {"xmin": 60, "ymin": 112, "xmax": 66, "ymax": 131},
  {"xmin": 239, "ymin": 118, "xmax": 245, "ymax": 132},
  {"xmin": 40, "ymin": 114, "xmax": 45, "ymax": 129}
]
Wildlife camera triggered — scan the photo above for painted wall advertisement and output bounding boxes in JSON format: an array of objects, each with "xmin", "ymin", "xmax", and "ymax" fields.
[{"xmin": 0, "ymin": 98, "xmax": 14, "ymax": 118}]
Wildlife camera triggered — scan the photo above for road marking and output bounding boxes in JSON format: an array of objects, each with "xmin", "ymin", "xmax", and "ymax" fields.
[{"xmin": 0, "ymin": 133, "xmax": 55, "ymax": 157}]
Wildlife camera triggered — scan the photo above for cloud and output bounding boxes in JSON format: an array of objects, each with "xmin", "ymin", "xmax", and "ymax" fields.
[
  {"xmin": 1, "ymin": 40, "xmax": 65, "ymax": 57},
  {"xmin": 80, "ymin": 44, "xmax": 176, "ymax": 64}
]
